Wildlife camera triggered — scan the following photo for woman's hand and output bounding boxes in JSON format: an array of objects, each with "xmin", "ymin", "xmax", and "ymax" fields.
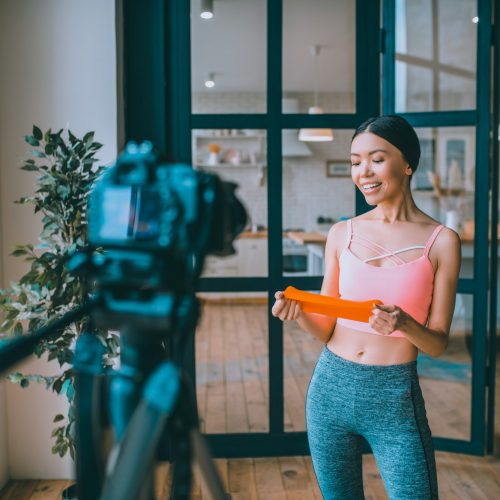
[
  {"xmin": 369, "ymin": 303, "xmax": 413, "ymax": 335},
  {"xmin": 272, "ymin": 291, "xmax": 302, "ymax": 321}
]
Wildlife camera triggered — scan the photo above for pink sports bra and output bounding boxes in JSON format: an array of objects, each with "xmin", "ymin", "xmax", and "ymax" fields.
[{"xmin": 336, "ymin": 219, "xmax": 444, "ymax": 338}]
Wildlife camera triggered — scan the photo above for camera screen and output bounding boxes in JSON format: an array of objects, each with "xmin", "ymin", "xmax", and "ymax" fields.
[{"xmin": 98, "ymin": 186, "xmax": 160, "ymax": 241}]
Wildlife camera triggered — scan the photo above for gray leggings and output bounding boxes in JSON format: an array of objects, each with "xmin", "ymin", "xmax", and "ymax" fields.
[{"xmin": 306, "ymin": 346, "xmax": 438, "ymax": 500}]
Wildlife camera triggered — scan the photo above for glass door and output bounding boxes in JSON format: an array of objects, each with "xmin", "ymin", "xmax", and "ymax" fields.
[
  {"xmin": 382, "ymin": 0, "xmax": 495, "ymax": 454},
  {"xmin": 122, "ymin": 0, "xmax": 498, "ymax": 458}
]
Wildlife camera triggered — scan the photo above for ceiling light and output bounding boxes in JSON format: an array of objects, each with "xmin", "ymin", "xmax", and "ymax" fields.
[
  {"xmin": 204, "ymin": 73, "xmax": 215, "ymax": 88},
  {"xmin": 472, "ymin": 16, "xmax": 479, "ymax": 23},
  {"xmin": 200, "ymin": 0, "xmax": 214, "ymax": 19},
  {"xmin": 299, "ymin": 45, "xmax": 334, "ymax": 142}
]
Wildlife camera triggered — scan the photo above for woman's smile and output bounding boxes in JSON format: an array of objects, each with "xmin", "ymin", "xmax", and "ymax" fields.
[{"xmin": 361, "ymin": 182, "xmax": 383, "ymax": 193}]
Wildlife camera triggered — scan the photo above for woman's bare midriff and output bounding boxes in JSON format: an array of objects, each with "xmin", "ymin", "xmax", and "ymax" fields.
[{"xmin": 326, "ymin": 321, "xmax": 418, "ymax": 365}]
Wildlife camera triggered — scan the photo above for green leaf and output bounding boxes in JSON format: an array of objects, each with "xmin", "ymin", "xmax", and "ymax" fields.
[
  {"xmin": 52, "ymin": 377, "xmax": 63, "ymax": 394},
  {"xmin": 21, "ymin": 164, "xmax": 39, "ymax": 172},
  {"xmin": 53, "ymin": 414, "xmax": 65, "ymax": 423},
  {"xmin": 83, "ymin": 131, "xmax": 94, "ymax": 144},
  {"xmin": 68, "ymin": 130, "xmax": 78, "ymax": 144},
  {"xmin": 25, "ymin": 135, "xmax": 39, "ymax": 147},
  {"xmin": 20, "ymin": 378, "xmax": 30, "ymax": 388},
  {"xmin": 33, "ymin": 126, "xmax": 43, "ymax": 140},
  {"xmin": 11, "ymin": 247, "xmax": 28, "ymax": 257},
  {"xmin": 8, "ymin": 372, "xmax": 23, "ymax": 383}
]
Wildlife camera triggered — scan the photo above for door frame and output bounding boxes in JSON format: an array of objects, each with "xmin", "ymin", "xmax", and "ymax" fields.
[{"xmin": 121, "ymin": 0, "xmax": 497, "ymax": 457}]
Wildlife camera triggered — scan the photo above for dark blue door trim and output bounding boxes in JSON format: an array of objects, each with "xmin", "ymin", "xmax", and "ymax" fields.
[{"xmin": 122, "ymin": 0, "xmax": 497, "ymax": 458}]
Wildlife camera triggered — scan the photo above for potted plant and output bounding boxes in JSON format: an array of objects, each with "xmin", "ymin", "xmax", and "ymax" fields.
[{"xmin": 0, "ymin": 126, "xmax": 118, "ymax": 463}]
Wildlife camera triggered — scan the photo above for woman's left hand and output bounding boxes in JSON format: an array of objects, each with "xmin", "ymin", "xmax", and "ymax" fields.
[{"xmin": 369, "ymin": 304, "xmax": 412, "ymax": 335}]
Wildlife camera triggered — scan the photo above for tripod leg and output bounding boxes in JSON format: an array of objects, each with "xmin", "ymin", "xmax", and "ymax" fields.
[
  {"xmin": 101, "ymin": 361, "xmax": 181, "ymax": 500},
  {"xmin": 169, "ymin": 373, "xmax": 229, "ymax": 500},
  {"xmin": 74, "ymin": 333, "xmax": 107, "ymax": 500},
  {"xmin": 190, "ymin": 429, "xmax": 229, "ymax": 500}
]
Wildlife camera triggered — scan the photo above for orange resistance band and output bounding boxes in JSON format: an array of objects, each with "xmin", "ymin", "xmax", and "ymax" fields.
[{"xmin": 283, "ymin": 286, "xmax": 383, "ymax": 323}]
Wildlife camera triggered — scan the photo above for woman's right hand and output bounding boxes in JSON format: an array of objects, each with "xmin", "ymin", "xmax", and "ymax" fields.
[{"xmin": 271, "ymin": 291, "xmax": 302, "ymax": 321}]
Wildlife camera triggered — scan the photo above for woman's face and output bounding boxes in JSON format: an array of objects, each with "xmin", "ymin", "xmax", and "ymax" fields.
[{"xmin": 350, "ymin": 131, "xmax": 412, "ymax": 205}]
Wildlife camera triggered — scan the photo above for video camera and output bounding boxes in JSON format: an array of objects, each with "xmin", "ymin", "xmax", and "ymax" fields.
[{"xmin": 73, "ymin": 141, "xmax": 248, "ymax": 330}]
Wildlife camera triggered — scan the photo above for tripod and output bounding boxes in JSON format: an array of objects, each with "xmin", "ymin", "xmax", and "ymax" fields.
[
  {"xmin": 0, "ymin": 292, "xmax": 229, "ymax": 500},
  {"xmin": 0, "ymin": 140, "xmax": 248, "ymax": 499}
]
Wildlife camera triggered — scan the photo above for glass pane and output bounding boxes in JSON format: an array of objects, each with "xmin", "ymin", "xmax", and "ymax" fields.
[
  {"xmin": 196, "ymin": 292, "xmax": 269, "ymax": 433},
  {"xmin": 439, "ymin": 72, "xmax": 476, "ymax": 110},
  {"xmin": 190, "ymin": 0, "xmax": 267, "ymax": 113},
  {"xmin": 395, "ymin": 0, "xmax": 433, "ymax": 59},
  {"xmin": 419, "ymin": 293, "xmax": 472, "ymax": 440},
  {"xmin": 192, "ymin": 129, "xmax": 268, "ymax": 277},
  {"xmin": 396, "ymin": 61, "xmax": 434, "ymax": 112},
  {"xmin": 395, "ymin": 0, "xmax": 477, "ymax": 112},
  {"xmin": 282, "ymin": 129, "xmax": 355, "ymax": 250},
  {"xmin": 283, "ymin": 0, "xmax": 356, "ymax": 113},
  {"xmin": 412, "ymin": 126, "xmax": 475, "ymax": 278}
]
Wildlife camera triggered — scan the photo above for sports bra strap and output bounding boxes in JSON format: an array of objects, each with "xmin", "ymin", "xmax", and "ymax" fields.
[
  {"xmin": 424, "ymin": 225, "xmax": 444, "ymax": 256},
  {"xmin": 346, "ymin": 219, "xmax": 353, "ymax": 248}
]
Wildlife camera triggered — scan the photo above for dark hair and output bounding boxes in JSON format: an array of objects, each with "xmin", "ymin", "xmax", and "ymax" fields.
[{"xmin": 352, "ymin": 115, "xmax": 421, "ymax": 177}]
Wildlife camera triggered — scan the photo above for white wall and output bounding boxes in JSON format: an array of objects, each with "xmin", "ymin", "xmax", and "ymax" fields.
[{"xmin": 0, "ymin": 0, "xmax": 118, "ymax": 480}]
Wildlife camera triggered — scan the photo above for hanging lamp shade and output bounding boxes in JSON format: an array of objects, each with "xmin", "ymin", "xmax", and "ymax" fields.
[
  {"xmin": 298, "ymin": 106, "xmax": 334, "ymax": 142},
  {"xmin": 298, "ymin": 45, "xmax": 334, "ymax": 142},
  {"xmin": 200, "ymin": 0, "xmax": 214, "ymax": 19}
]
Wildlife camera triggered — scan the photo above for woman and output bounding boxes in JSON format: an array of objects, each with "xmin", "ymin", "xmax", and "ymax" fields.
[{"xmin": 272, "ymin": 115, "xmax": 461, "ymax": 499}]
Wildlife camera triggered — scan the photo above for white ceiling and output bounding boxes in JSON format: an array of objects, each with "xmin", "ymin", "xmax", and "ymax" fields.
[{"xmin": 190, "ymin": 0, "xmax": 356, "ymax": 93}]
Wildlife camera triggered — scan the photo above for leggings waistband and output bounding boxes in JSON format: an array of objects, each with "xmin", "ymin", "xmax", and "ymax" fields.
[{"xmin": 319, "ymin": 346, "xmax": 418, "ymax": 387}]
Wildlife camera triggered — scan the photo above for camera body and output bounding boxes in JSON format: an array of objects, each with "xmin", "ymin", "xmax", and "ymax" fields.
[
  {"xmin": 87, "ymin": 142, "xmax": 247, "ymax": 289},
  {"xmin": 77, "ymin": 141, "xmax": 247, "ymax": 329}
]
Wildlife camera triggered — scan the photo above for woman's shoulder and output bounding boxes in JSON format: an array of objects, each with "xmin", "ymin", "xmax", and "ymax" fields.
[
  {"xmin": 325, "ymin": 220, "xmax": 350, "ymax": 259},
  {"xmin": 422, "ymin": 213, "xmax": 461, "ymax": 245},
  {"xmin": 433, "ymin": 224, "xmax": 461, "ymax": 250},
  {"xmin": 326, "ymin": 220, "xmax": 349, "ymax": 243}
]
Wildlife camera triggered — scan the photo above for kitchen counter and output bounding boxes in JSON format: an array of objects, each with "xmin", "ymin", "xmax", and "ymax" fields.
[
  {"xmin": 238, "ymin": 230, "xmax": 328, "ymax": 241},
  {"xmin": 238, "ymin": 231, "xmax": 269, "ymax": 239},
  {"xmin": 286, "ymin": 231, "xmax": 327, "ymax": 245}
]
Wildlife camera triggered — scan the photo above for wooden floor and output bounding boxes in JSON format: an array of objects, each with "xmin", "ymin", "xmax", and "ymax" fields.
[{"xmin": 2, "ymin": 302, "xmax": 500, "ymax": 499}]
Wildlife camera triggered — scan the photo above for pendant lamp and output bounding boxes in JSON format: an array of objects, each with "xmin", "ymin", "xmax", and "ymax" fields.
[
  {"xmin": 298, "ymin": 45, "xmax": 334, "ymax": 142},
  {"xmin": 200, "ymin": 0, "xmax": 214, "ymax": 19}
]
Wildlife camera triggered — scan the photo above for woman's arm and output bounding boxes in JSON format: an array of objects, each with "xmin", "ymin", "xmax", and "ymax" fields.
[
  {"xmin": 272, "ymin": 221, "xmax": 346, "ymax": 343},
  {"xmin": 370, "ymin": 227, "xmax": 462, "ymax": 357}
]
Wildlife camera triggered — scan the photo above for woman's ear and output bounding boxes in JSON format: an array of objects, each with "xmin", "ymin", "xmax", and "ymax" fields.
[{"xmin": 405, "ymin": 164, "xmax": 413, "ymax": 176}]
